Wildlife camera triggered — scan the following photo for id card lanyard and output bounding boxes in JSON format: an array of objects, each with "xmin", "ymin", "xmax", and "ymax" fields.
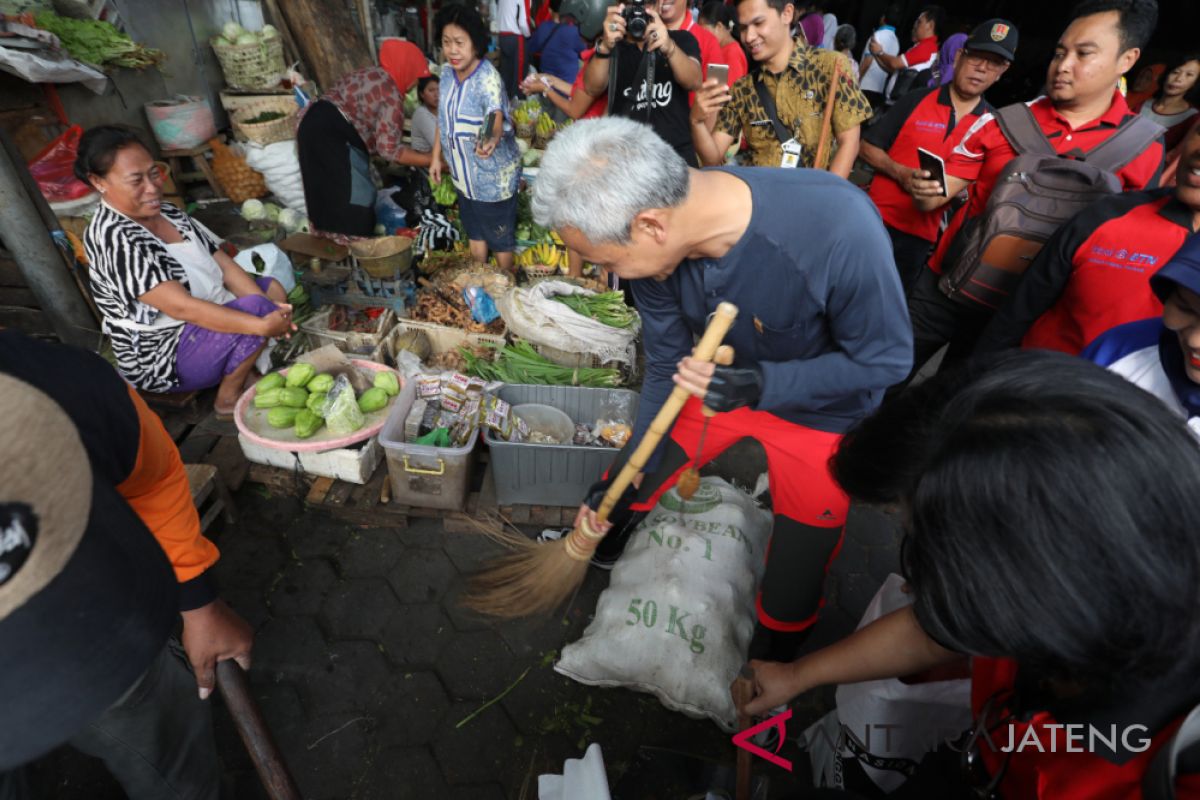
[{"xmin": 753, "ymin": 74, "xmax": 801, "ymax": 168}]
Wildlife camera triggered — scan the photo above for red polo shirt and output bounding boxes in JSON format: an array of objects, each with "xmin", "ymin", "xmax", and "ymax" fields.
[
  {"xmin": 971, "ymin": 658, "xmax": 1200, "ymax": 799},
  {"xmin": 679, "ymin": 13, "xmax": 722, "ymax": 104},
  {"xmin": 977, "ymin": 190, "xmax": 1195, "ymax": 354},
  {"xmin": 901, "ymin": 35, "xmax": 938, "ymax": 71},
  {"xmin": 927, "ymin": 91, "xmax": 1166, "ymax": 275},
  {"xmin": 720, "ymin": 40, "xmax": 749, "ymax": 86},
  {"xmin": 865, "ymin": 85, "xmax": 991, "ymax": 242},
  {"xmin": 573, "ymin": 49, "xmax": 606, "ymax": 119}
]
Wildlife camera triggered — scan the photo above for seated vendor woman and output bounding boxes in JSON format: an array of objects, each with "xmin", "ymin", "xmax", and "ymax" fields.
[{"xmin": 78, "ymin": 126, "xmax": 296, "ymax": 417}]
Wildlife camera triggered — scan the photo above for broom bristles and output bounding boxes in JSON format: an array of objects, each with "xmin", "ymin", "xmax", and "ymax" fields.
[{"xmin": 462, "ymin": 536, "xmax": 591, "ymax": 618}]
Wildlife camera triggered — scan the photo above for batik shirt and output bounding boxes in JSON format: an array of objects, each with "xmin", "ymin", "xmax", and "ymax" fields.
[
  {"xmin": 316, "ymin": 66, "xmax": 408, "ymax": 163},
  {"xmin": 438, "ymin": 59, "xmax": 521, "ymax": 202}
]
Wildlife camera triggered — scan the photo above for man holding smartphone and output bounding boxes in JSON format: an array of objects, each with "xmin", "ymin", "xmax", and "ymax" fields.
[
  {"xmin": 859, "ymin": 20, "xmax": 1016, "ymax": 294},
  {"xmin": 688, "ymin": 0, "xmax": 871, "ymax": 175}
]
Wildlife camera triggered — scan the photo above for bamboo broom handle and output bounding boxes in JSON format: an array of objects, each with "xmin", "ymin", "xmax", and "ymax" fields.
[
  {"xmin": 595, "ymin": 302, "xmax": 739, "ymax": 522},
  {"xmin": 814, "ymin": 60, "xmax": 843, "ymax": 172}
]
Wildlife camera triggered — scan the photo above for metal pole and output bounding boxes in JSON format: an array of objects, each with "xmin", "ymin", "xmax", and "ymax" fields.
[{"xmin": 0, "ymin": 130, "xmax": 98, "ymax": 348}]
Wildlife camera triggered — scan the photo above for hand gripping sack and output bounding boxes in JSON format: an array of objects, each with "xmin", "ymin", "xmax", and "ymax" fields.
[
  {"xmin": 555, "ymin": 478, "xmax": 772, "ymax": 730},
  {"xmin": 938, "ymin": 103, "xmax": 1162, "ymax": 310}
]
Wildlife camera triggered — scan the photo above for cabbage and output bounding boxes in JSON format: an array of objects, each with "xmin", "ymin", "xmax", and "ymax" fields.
[
  {"xmin": 235, "ymin": 32, "xmax": 259, "ymax": 45},
  {"xmin": 241, "ymin": 198, "xmax": 265, "ymax": 220},
  {"xmin": 278, "ymin": 208, "xmax": 301, "ymax": 230},
  {"xmin": 516, "ymin": 138, "xmax": 530, "ymax": 156},
  {"xmin": 213, "ymin": 36, "xmax": 232, "ymax": 47},
  {"xmin": 263, "ymin": 203, "xmax": 281, "ymax": 222},
  {"xmin": 261, "ymin": 24, "xmax": 278, "ymax": 39},
  {"xmin": 222, "ymin": 21, "xmax": 245, "ymax": 41}
]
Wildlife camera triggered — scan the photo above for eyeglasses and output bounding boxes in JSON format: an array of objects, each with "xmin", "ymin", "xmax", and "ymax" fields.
[
  {"xmin": 961, "ymin": 51, "xmax": 1008, "ymax": 71},
  {"xmin": 958, "ymin": 689, "xmax": 1017, "ymax": 799}
]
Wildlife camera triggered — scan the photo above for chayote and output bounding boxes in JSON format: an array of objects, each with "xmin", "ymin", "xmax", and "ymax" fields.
[
  {"xmin": 285, "ymin": 362, "xmax": 316, "ymax": 388},
  {"xmin": 373, "ymin": 371, "xmax": 400, "ymax": 397},
  {"xmin": 253, "ymin": 387, "xmax": 282, "ymax": 408},
  {"xmin": 279, "ymin": 387, "xmax": 309, "ymax": 408},
  {"xmin": 267, "ymin": 406, "xmax": 301, "ymax": 428},
  {"xmin": 294, "ymin": 409, "xmax": 323, "ymax": 439},
  {"xmin": 306, "ymin": 391, "xmax": 328, "ymax": 417},
  {"xmin": 257, "ymin": 372, "xmax": 285, "ymax": 393},
  {"xmin": 357, "ymin": 387, "xmax": 389, "ymax": 413},
  {"xmin": 308, "ymin": 373, "xmax": 335, "ymax": 394}
]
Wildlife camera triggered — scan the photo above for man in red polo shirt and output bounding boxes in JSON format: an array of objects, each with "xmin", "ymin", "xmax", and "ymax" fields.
[
  {"xmin": 974, "ymin": 121, "xmax": 1200, "ymax": 355},
  {"xmin": 659, "ymin": 0, "xmax": 721, "ymax": 84},
  {"xmin": 861, "ymin": 19, "xmax": 1016, "ymax": 294},
  {"xmin": 898, "ymin": 0, "xmax": 1165, "ymax": 382},
  {"xmin": 867, "ymin": 5, "xmax": 943, "ymax": 103}
]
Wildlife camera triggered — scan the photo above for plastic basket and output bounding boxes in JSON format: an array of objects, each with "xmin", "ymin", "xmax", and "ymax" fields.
[
  {"xmin": 299, "ymin": 307, "xmax": 397, "ymax": 357},
  {"xmin": 211, "ymin": 36, "xmax": 286, "ymax": 91},
  {"xmin": 390, "ymin": 317, "xmax": 506, "ymax": 356},
  {"xmin": 379, "ymin": 381, "xmax": 478, "ymax": 511},
  {"xmin": 230, "ymin": 96, "xmax": 298, "ymax": 145},
  {"xmin": 144, "ymin": 96, "xmax": 217, "ymax": 150},
  {"xmin": 484, "ymin": 384, "xmax": 640, "ymax": 506}
]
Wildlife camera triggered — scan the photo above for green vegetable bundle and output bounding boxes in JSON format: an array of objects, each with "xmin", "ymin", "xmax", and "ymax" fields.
[
  {"xmin": 35, "ymin": 12, "xmax": 164, "ymax": 69},
  {"xmin": 460, "ymin": 341, "xmax": 620, "ymax": 387},
  {"xmin": 428, "ymin": 174, "xmax": 457, "ymax": 206},
  {"xmin": 552, "ymin": 291, "xmax": 638, "ymax": 328}
]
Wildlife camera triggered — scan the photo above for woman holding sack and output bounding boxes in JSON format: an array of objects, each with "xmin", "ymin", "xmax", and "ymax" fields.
[
  {"xmin": 430, "ymin": 4, "xmax": 522, "ymax": 273},
  {"xmin": 78, "ymin": 126, "xmax": 295, "ymax": 417},
  {"xmin": 296, "ymin": 39, "xmax": 434, "ymax": 240}
]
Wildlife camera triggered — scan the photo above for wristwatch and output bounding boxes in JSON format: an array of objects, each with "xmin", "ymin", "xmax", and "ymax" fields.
[{"xmin": 593, "ymin": 45, "xmax": 612, "ymax": 58}]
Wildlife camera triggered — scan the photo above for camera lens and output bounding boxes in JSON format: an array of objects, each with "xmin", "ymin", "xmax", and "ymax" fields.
[{"xmin": 627, "ymin": 15, "xmax": 647, "ymax": 38}]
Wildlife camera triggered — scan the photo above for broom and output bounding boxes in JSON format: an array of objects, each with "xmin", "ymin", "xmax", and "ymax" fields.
[
  {"xmin": 463, "ymin": 301, "xmax": 739, "ymax": 618},
  {"xmin": 813, "ymin": 59, "xmax": 845, "ymax": 172}
]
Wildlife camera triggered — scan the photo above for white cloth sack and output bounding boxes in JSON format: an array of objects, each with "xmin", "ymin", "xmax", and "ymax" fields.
[
  {"xmin": 234, "ymin": 243, "xmax": 295, "ymax": 293},
  {"xmin": 495, "ymin": 280, "xmax": 640, "ymax": 366},
  {"xmin": 538, "ymin": 743, "xmax": 611, "ymax": 800},
  {"xmin": 801, "ymin": 573, "xmax": 972, "ymax": 793},
  {"xmin": 555, "ymin": 478, "xmax": 772, "ymax": 730},
  {"xmin": 241, "ymin": 140, "xmax": 307, "ymax": 218}
]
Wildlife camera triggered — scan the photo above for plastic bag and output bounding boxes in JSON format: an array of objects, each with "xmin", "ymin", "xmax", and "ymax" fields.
[
  {"xmin": 595, "ymin": 393, "xmax": 634, "ymax": 448},
  {"xmin": 463, "ymin": 286, "xmax": 500, "ymax": 324},
  {"xmin": 28, "ymin": 126, "xmax": 95, "ymax": 203},
  {"xmin": 322, "ymin": 375, "xmax": 365, "ymax": 435},
  {"xmin": 234, "ymin": 243, "xmax": 295, "ymax": 293}
]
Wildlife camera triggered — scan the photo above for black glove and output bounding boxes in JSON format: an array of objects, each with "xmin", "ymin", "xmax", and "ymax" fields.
[
  {"xmin": 583, "ymin": 476, "xmax": 639, "ymax": 516},
  {"xmin": 703, "ymin": 364, "xmax": 764, "ymax": 412}
]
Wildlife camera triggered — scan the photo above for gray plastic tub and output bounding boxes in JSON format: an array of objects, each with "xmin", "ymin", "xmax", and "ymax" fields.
[
  {"xmin": 484, "ymin": 384, "xmax": 640, "ymax": 507},
  {"xmin": 379, "ymin": 381, "xmax": 477, "ymax": 511}
]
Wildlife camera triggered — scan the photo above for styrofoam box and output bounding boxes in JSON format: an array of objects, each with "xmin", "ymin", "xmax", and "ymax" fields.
[
  {"xmin": 485, "ymin": 384, "xmax": 640, "ymax": 507},
  {"xmin": 237, "ymin": 433, "xmax": 383, "ymax": 484}
]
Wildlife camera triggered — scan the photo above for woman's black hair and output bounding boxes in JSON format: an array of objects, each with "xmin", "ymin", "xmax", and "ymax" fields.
[
  {"xmin": 833, "ymin": 23, "xmax": 856, "ymax": 52},
  {"xmin": 1153, "ymin": 53, "xmax": 1200, "ymax": 103},
  {"xmin": 417, "ymin": 74, "xmax": 440, "ymax": 95},
  {"xmin": 832, "ymin": 351, "xmax": 1200, "ymax": 695},
  {"xmin": 698, "ymin": 1, "xmax": 734, "ymax": 32},
  {"xmin": 435, "ymin": 4, "xmax": 490, "ymax": 63},
  {"xmin": 73, "ymin": 125, "xmax": 150, "ymax": 184}
]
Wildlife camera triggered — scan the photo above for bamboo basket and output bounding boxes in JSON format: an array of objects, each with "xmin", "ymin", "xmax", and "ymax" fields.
[
  {"xmin": 211, "ymin": 36, "xmax": 286, "ymax": 91},
  {"xmin": 230, "ymin": 96, "xmax": 299, "ymax": 145}
]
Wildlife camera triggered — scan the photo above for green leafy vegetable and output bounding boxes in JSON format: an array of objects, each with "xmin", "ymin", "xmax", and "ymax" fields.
[
  {"xmin": 552, "ymin": 291, "xmax": 638, "ymax": 328},
  {"xmin": 460, "ymin": 341, "xmax": 620, "ymax": 387},
  {"xmin": 35, "ymin": 12, "xmax": 164, "ymax": 70}
]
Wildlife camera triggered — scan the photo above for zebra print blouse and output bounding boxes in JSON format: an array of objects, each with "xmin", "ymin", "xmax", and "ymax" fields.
[{"xmin": 84, "ymin": 202, "xmax": 221, "ymax": 392}]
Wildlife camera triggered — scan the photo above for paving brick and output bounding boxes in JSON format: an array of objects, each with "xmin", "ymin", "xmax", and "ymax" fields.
[
  {"xmin": 846, "ymin": 504, "xmax": 902, "ymax": 547},
  {"xmin": 252, "ymin": 616, "xmax": 328, "ymax": 682},
  {"xmin": 500, "ymin": 665, "xmax": 589, "ymax": 737},
  {"xmin": 441, "ymin": 528, "xmax": 507, "ymax": 572},
  {"xmin": 267, "ymin": 558, "xmax": 338, "ymax": 616},
  {"xmin": 442, "ymin": 783, "xmax": 507, "ymax": 800},
  {"xmin": 386, "ymin": 548, "xmax": 457, "ymax": 604},
  {"xmin": 441, "ymin": 578, "xmax": 494, "ymax": 632},
  {"xmin": 286, "ymin": 519, "xmax": 349, "ymax": 560},
  {"xmin": 432, "ymin": 701, "xmax": 527, "ymax": 786},
  {"xmin": 338, "ymin": 529, "xmax": 406, "ymax": 578},
  {"xmin": 244, "ymin": 678, "xmax": 306, "ymax": 734},
  {"xmin": 378, "ymin": 603, "xmax": 456, "ymax": 667},
  {"xmin": 299, "ymin": 640, "xmax": 393, "ymax": 717},
  {"xmin": 320, "ymin": 577, "xmax": 398, "ymax": 640},
  {"xmin": 394, "ymin": 517, "xmax": 445, "ymax": 549},
  {"xmin": 211, "ymin": 532, "xmax": 286, "ymax": 591},
  {"xmin": 367, "ymin": 671, "xmax": 451, "ymax": 749},
  {"xmin": 221, "ymin": 586, "xmax": 271, "ymax": 632},
  {"xmin": 435, "ymin": 630, "xmax": 518, "ymax": 701},
  {"xmin": 275, "ymin": 711, "xmax": 373, "ymax": 800},
  {"xmin": 355, "ymin": 746, "xmax": 448, "ymax": 800},
  {"xmin": 492, "ymin": 612, "xmax": 571, "ymax": 660}
]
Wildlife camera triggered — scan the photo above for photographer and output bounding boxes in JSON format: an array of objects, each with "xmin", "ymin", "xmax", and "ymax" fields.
[{"xmin": 583, "ymin": 0, "xmax": 703, "ymax": 163}]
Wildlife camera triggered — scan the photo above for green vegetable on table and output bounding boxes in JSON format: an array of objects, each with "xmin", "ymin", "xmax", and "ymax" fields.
[
  {"xmin": 256, "ymin": 372, "xmax": 285, "ymax": 393},
  {"xmin": 254, "ymin": 387, "xmax": 283, "ymax": 408},
  {"xmin": 308, "ymin": 373, "xmax": 335, "ymax": 394},
  {"xmin": 285, "ymin": 363, "xmax": 315, "ymax": 388},
  {"xmin": 306, "ymin": 391, "xmax": 328, "ymax": 417},
  {"xmin": 459, "ymin": 341, "xmax": 620, "ymax": 387},
  {"xmin": 278, "ymin": 387, "xmax": 309, "ymax": 408},
  {"xmin": 357, "ymin": 387, "xmax": 389, "ymax": 413},
  {"xmin": 267, "ymin": 406, "xmax": 301, "ymax": 428},
  {"xmin": 552, "ymin": 291, "xmax": 638, "ymax": 328},
  {"xmin": 293, "ymin": 409, "xmax": 323, "ymax": 439},
  {"xmin": 242, "ymin": 110, "xmax": 286, "ymax": 124},
  {"xmin": 34, "ymin": 12, "xmax": 164, "ymax": 69},
  {"xmin": 374, "ymin": 371, "xmax": 400, "ymax": 397}
]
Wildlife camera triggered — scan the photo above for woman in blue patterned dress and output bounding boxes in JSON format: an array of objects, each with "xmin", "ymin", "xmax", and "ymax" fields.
[{"xmin": 430, "ymin": 4, "xmax": 522, "ymax": 273}]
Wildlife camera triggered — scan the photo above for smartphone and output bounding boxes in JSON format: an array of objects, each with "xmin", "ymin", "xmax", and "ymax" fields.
[
  {"xmin": 708, "ymin": 63, "xmax": 730, "ymax": 86},
  {"xmin": 477, "ymin": 110, "xmax": 499, "ymax": 149},
  {"xmin": 917, "ymin": 147, "xmax": 948, "ymax": 197}
]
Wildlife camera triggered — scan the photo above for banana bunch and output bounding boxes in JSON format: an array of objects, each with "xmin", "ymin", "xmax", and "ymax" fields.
[
  {"xmin": 536, "ymin": 114, "xmax": 556, "ymax": 137},
  {"xmin": 518, "ymin": 243, "xmax": 561, "ymax": 270},
  {"xmin": 548, "ymin": 230, "xmax": 564, "ymax": 246},
  {"xmin": 428, "ymin": 174, "xmax": 457, "ymax": 206},
  {"xmin": 514, "ymin": 106, "xmax": 534, "ymax": 127}
]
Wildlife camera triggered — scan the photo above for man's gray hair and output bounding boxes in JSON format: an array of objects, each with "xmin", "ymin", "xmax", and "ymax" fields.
[{"xmin": 531, "ymin": 117, "xmax": 690, "ymax": 245}]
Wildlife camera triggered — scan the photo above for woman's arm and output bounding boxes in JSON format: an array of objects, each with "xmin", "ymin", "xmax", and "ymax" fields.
[
  {"xmin": 214, "ymin": 248, "xmax": 266, "ymax": 298},
  {"xmin": 394, "ymin": 148, "xmax": 435, "ymax": 167},
  {"xmin": 739, "ymin": 606, "xmax": 963, "ymax": 715},
  {"xmin": 430, "ymin": 127, "xmax": 444, "ymax": 184},
  {"xmin": 139, "ymin": 281, "xmax": 291, "ymax": 337}
]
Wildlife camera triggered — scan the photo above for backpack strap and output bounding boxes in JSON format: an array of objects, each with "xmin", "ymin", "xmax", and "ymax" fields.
[
  {"xmin": 994, "ymin": 103, "xmax": 1056, "ymax": 157},
  {"xmin": 1082, "ymin": 114, "xmax": 1165, "ymax": 174},
  {"xmin": 1143, "ymin": 702, "xmax": 1200, "ymax": 800}
]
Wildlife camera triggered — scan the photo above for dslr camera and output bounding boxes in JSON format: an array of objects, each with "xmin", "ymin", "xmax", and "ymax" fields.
[{"xmin": 622, "ymin": 0, "xmax": 651, "ymax": 40}]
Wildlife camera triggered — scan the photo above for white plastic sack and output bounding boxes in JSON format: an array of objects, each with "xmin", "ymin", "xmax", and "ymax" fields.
[
  {"xmin": 538, "ymin": 743, "xmax": 611, "ymax": 800},
  {"xmin": 0, "ymin": 36, "xmax": 107, "ymax": 93},
  {"xmin": 496, "ymin": 280, "xmax": 640, "ymax": 366},
  {"xmin": 241, "ymin": 140, "xmax": 307, "ymax": 217},
  {"xmin": 555, "ymin": 478, "xmax": 772, "ymax": 730},
  {"xmin": 234, "ymin": 243, "xmax": 295, "ymax": 293},
  {"xmin": 801, "ymin": 573, "xmax": 972, "ymax": 793}
]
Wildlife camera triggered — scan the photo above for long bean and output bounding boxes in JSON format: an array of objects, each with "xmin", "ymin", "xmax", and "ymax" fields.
[
  {"xmin": 552, "ymin": 292, "xmax": 637, "ymax": 328},
  {"xmin": 460, "ymin": 342, "xmax": 620, "ymax": 387}
]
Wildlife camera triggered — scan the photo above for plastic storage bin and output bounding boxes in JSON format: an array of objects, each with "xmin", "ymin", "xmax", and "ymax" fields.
[
  {"xmin": 484, "ymin": 385, "xmax": 640, "ymax": 507},
  {"xmin": 379, "ymin": 382, "xmax": 477, "ymax": 511}
]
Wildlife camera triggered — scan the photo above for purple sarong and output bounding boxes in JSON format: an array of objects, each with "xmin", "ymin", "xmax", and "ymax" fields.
[{"xmin": 174, "ymin": 277, "xmax": 278, "ymax": 392}]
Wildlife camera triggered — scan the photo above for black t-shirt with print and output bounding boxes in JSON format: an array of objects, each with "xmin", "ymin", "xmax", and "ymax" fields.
[{"xmin": 609, "ymin": 30, "xmax": 701, "ymax": 164}]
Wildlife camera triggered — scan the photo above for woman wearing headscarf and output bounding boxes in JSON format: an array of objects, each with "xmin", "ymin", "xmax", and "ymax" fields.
[
  {"xmin": 928, "ymin": 31, "xmax": 966, "ymax": 87},
  {"xmin": 296, "ymin": 40, "xmax": 433, "ymax": 240}
]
